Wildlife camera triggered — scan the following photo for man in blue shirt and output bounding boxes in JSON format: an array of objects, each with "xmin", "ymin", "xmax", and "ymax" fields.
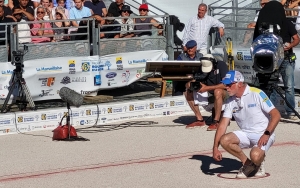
[{"xmin": 69, "ymin": 0, "xmax": 92, "ymax": 27}]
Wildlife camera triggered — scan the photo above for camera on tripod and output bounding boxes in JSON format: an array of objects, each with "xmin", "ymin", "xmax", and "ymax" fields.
[{"xmin": 12, "ymin": 45, "xmax": 28, "ymax": 72}]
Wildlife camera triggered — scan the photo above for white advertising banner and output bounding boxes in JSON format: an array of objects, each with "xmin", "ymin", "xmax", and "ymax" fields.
[{"xmin": 0, "ymin": 50, "xmax": 168, "ymax": 104}]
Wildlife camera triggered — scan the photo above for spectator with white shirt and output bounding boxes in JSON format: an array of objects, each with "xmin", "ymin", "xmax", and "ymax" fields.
[
  {"xmin": 69, "ymin": 0, "xmax": 92, "ymax": 27},
  {"xmin": 34, "ymin": 0, "xmax": 52, "ymax": 20},
  {"xmin": 182, "ymin": 3, "xmax": 224, "ymax": 55}
]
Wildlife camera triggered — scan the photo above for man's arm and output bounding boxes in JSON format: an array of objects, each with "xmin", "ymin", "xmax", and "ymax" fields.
[
  {"xmin": 213, "ymin": 117, "xmax": 231, "ymax": 161},
  {"xmin": 199, "ymin": 83, "xmax": 226, "ymax": 93},
  {"xmin": 257, "ymin": 108, "xmax": 281, "ymax": 147}
]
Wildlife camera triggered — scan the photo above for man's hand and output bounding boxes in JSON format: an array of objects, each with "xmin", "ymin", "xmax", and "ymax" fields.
[
  {"xmin": 213, "ymin": 147, "xmax": 222, "ymax": 161},
  {"xmin": 198, "ymin": 82, "xmax": 207, "ymax": 93},
  {"xmin": 257, "ymin": 134, "xmax": 269, "ymax": 148},
  {"xmin": 219, "ymin": 27, "xmax": 224, "ymax": 37}
]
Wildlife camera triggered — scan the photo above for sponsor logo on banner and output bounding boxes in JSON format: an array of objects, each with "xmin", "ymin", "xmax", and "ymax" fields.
[
  {"xmin": 68, "ymin": 60, "xmax": 76, "ymax": 74},
  {"xmin": 116, "ymin": 57, "xmax": 122, "ymax": 64},
  {"xmin": 72, "ymin": 77, "xmax": 86, "ymax": 82},
  {"xmin": 92, "ymin": 59, "xmax": 111, "ymax": 71},
  {"xmin": 85, "ymin": 109, "xmax": 100, "ymax": 116},
  {"xmin": 94, "ymin": 75, "xmax": 101, "ymax": 86},
  {"xmin": 36, "ymin": 66, "xmax": 62, "ymax": 73},
  {"xmin": 17, "ymin": 115, "xmax": 38, "ymax": 123},
  {"xmin": 39, "ymin": 77, "xmax": 55, "ymax": 87},
  {"xmin": 106, "ymin": 72, "xmax": 117, "ymax": 79},
  {"xmin": 39, "ymin": 89, "xmax": 54, "ymax": 97},
  {"xmin": 128, "ymin": 59, "xmax": 151, "ymax": 65},
  {"xmin": 107, "ymin": 107, "xmax": 123, "ymax": 114},
  {"xmin": 121, "ymin": 70, "xmax": 130, "ymax": 83},
  {"xmin": 236, "ymin": 52, "xmax": 243, "ymax": 60},
  {"xmin": 41, "ymin": 113, "xmax": 58, "ymax": 120},
  {"xmin": 1, "ymin": 70, "xmax": 13, "ymax": 75},
  {"xmin": 81, "ymin": 62, "xmax": 90, "ymax": 72},
  {"xmin": 80, "ymin": 90, "xmax": 97, "ymax": 95},
  {"xmin": 0, "ymin": 118, "xmax": 12, "ymax": 125},
  {"xmin": 149, "ymin": 102, "xmax": 168, "ymax": 109},
  {"xmin": 170, "ymin": 100, "xmax": 185, "ymax": 106},
  {"xmin": 61, "ymin": 76, "xmax": 71, "ymax": 84},
  {"xmin": 116, "ymin": 57, "xmax": 123, "ymax": 70},
  {"xmin": 163, "ymin": 111, "xmax": 170, "ymax": 115},
  {"xmin": 244, "ymin": 55, "xmax": 252, "ymax": 61}
]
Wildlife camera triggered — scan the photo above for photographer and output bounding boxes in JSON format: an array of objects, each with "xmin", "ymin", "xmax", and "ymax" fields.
[{"xmin": 185, "ymin": 54, "xmax": 228, "ymax": 131}]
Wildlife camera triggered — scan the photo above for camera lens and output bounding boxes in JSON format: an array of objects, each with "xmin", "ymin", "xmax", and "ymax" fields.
[{"xmin": 14, "ymin": 57, "xmax": 20, "ymax": 62}]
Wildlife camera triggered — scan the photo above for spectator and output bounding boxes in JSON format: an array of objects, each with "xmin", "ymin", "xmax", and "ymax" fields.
[
  {"xmin": 0, "ymin": 6, "xmax": 14, "ymax": 45},
  {"xmin": 185, "ymin": 53, "xmax": 228, "ymax": 131},
  {"xmin": 240, "ymin": 0, "xmax": 269, "ymax": 47},
  {"xmin": 8, "ymin": 0, "xmax": 34, "ymax": 10},
  {"xmin": 51, "ymin": 0, "xmax": 69, "ymax": 19},
  {"xmin": 117, "ymin": 5, "xmax": 134, "ymax": 38},
  {"xmin": 84, "ymin": 0, "xmax": 107, "ymax": 17},
  {"xmin": 134, "ymin": 4, "xmax": 163, "ymax": 37},
  {"xmin": 10, "ymin": 0, "xmax": 34, "ymax": 21},
  {"xmin": 53, "ymin": 0, "xmax": 73, "ymax": 10},
  {"xmin": 31, "ymin": 5, "xmax": 54, "ymax": 43},
  {"xmin": 34, "ymin": 0, "xmax": 52, "ymax": 20},
  {"xmin": 293, "ymin": 0, "xmax": 300, "ymax": 33},
  {"xmin": 49, "ymin": 6, "xmax": 70, "ymax": 41},
  {"xmin": 0, "ymin": 0, "xmax": 13, "ymax": 16},
  {"xmin": 182, "ymin": 3, "xmax": 224, "ymax": 55},
  {"xmin": 11, "ymin": 7, "xmax": 31, "ymax": 43},
  {"xmin": 169, "ymin": 15, "xmax": 185, "ymax": 46},
  {"xmin": 108, "ymin": 0, "xmax": 123, "ymax": 17},
  {"xmin": 100, "ymin": 12, "xmax": 120, "ymax": 38},
  {"xmin": 213, "ymin": 71, "xmax": 281, "ymax": 179},
  {"xmin": 173, "ymin": 40, "xmax": 203, "ymax": 95},
  {"xmin": 281, "ymin": 0, "xmax": 298, "ymax": 22},
  {"xmin": 69, "ymin": 0, "xmax": 92, "ymax": 27}
]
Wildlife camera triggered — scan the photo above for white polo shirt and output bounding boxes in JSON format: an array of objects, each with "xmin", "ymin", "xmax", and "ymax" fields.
[{"xmin": 223, "ymin": 85, "xmax": 275, "ymax": 133}]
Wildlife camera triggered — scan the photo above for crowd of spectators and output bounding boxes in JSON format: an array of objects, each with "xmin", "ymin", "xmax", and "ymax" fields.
[{"xmin": 0, "ymin": 0, "xmax": 164, "ymax": 45}]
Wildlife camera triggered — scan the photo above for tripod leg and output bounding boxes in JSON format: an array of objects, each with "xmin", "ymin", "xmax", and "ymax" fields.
[
  {"xmin": 272, "ymin": 85, "xmax": 300, "ymax": 119},
  {"xmin": 1, "ymin": 75, "xmax": 18, "ymax": 113},
  {"xmin": 20, "ymin": 78, "xmax": 36, "ymax": 110}
]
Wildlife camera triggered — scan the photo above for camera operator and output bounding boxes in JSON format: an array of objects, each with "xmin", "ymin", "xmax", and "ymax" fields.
[
  {"xmin": 269, "ymin": 18, "xmax": 300, "ymax": 119},
  {"xmin": 185, "ymin": 54, "xmax": 228, "ymax": 131}
]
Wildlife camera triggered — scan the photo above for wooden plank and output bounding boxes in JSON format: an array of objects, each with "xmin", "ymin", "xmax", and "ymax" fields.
[{"xmin": 84, "ymin": 95, "xmax": 113, "ymax": 103}]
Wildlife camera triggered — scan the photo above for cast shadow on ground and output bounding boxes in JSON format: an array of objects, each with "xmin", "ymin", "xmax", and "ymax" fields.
[
  {"xmin": 173, "ymin": 115, "xmax": 214, "ymax": 126},
  {"xmin": 190, "ymin": 154, "xmax": 241, "ymax": 175},
  {"xmin": 75, "ymin": 121, "xmax": 184, "ymax": 133}
]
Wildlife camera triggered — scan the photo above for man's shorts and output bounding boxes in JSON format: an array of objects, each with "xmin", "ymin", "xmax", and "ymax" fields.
[{"xmin": 233, "ymin": 130, "xmax": 275, "ymax": 152}]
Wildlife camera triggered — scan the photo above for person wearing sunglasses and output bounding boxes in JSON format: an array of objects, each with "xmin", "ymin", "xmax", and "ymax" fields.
[
  {"xmin": 117, "ymin": 5, "xmax": 134, "ymax": 38},
  {"xmin": 31, "ymin": 5, "xmax": 54, "ymax": 43},
  {"xmin": 134, "ymin": 4, "xmax": 162, "ymax": 37},
  {"xmin": 9, "ymin": 0, "xmax": 34, "ymax": 21},
  {"xmin": 213, "ymin": 70, "xmax": 281, "ymax": 179}
]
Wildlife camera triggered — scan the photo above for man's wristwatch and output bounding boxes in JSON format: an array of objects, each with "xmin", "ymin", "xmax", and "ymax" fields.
[{"xmin": 264, "ymin": 130, "xmax": 271, "ymax": 136}]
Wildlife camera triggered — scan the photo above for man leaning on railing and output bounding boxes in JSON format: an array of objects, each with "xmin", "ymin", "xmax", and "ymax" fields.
[
  {"xmin": 116, "ymin": 5, "xmax": 134, "ymax": 38},
  {"xmin": 0, "ymin": 6, "xmax": 14, "ymax": 45},
  {"xmin": 10, "ymin": 7, "xmax": 31, "ymax": 44}
]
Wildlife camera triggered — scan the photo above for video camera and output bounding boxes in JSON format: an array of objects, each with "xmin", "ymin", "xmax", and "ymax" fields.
[
  {"xmin": 11, "ymin": 45, "xmax": 28, "ymax": 72},
  {"xmin": 251, "ymin": 23, "xmax": 284, "ymax": 74},
  {"xmin": 189, "ymin": 56, "xmax": 217, "ymax": 91}
]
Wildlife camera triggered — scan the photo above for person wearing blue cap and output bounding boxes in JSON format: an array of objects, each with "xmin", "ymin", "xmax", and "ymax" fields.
[{"xmin": 212, "ymin": 70, "xmax": 281, "ymax": 179}]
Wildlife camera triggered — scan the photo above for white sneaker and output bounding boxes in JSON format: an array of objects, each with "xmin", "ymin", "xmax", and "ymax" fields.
[
  {"xmin": 236, "ymin": 162, "xmax": 257, "ymax": 179},
  {"xmin": 255, "ymin": 161, "xmax": 266, "ymax": 177}
]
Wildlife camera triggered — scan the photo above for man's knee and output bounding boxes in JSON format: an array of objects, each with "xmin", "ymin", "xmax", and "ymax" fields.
[
  {"xmin": 220, "ymin": 133, "xmax": 237, "ymax": 147},
  {"xmin": 250, "ymin": 147, "xmax": 265, "ymax": 163},
  {"xmin": 213, "ymin": 89, "xmax": 225, "ymax": 100}
]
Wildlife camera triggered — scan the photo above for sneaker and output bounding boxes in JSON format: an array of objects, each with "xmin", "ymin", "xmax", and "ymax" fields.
[
  {"xmin": 254, "ymin": 161, "xmax": 266, "ymax": 177},
  {"xmin": 207, "ymin": 122, "xmax": 218, "ymax": 131},
  {"xmin": 284, "ymin": 113, "xmax": 299, "ymax": 120},
  {"xmin": 185, "ymin": 120, "xmax": 206, "ymax": 129},
  {"xmin": 236, "ymin": 162, "xmax": 257, "ymax": 179}
]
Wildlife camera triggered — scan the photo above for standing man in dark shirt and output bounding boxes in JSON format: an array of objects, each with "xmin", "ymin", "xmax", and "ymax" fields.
[
  {"xmin": 0, "ymin": 6, "xmax": 15, "ymax": 45},
  {"xmin": 108, "ymin": 0, "xmax": 123, "ymax": 17},
  {"xmin": 84, "ymin": 0, "xmax": 107, "ymax": 17},
  {"xmin": 270, "ymin": 19, "xmax": 300, "ymax": 119}
]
